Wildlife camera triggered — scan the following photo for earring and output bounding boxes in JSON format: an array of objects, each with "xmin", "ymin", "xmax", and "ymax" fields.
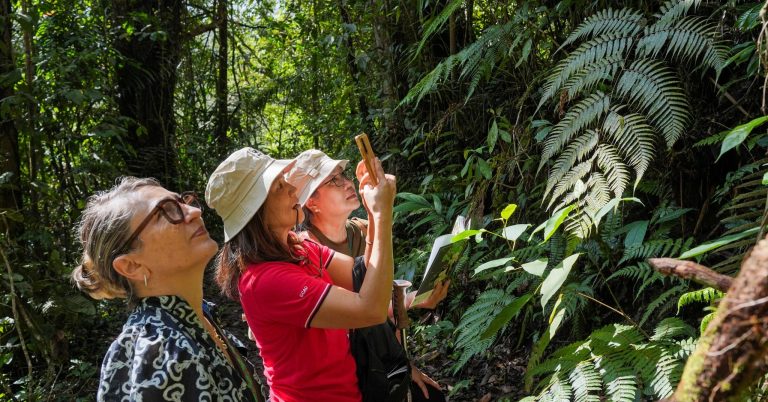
[{"xmin": 144, "ymin": 274, "xmax": 148, "ymax": 287}]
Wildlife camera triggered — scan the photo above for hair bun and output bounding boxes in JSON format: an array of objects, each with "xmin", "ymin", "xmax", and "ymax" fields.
[{"xmin": 72, "ymin": 256, "xmax": 126, "ymax": 300}]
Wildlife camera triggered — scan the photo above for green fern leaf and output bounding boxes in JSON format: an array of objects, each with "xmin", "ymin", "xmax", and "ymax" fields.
[
  {"xmin": 570, "ymin": 361, "xmax": 603, "ymax": 402},
  {"xmin": 639, "ymin": 285, "xmax": 686, "ymax": 326},
  {"xmin": 615, "ymin": 59, "xmax": 690, "ymax": 147},
  {"xmin": 602, "ymin": 111, "xmax": 656, "ymax": 186},
  {"xmin": 547, "ymin": 130, "xmax": 600, "ymax": 196},
  {"xmin": 637, "ymin": 16, "xmax": 728, "ymax": 73},
  {"xmin": 540, "ymin": 92, "xmax": 611, "ymax": 172},
  {"xmin": 595, "ymin": 143, "xmax": 630, "ymax": 197},
  {"xmin": 561, "ymin": 8, "xmax": 645, "ymax": 49},
  {"xmin": 414, "ymin": 0, "xmax": 464, "ymax": 57},
  {"xmin": 651, "ymin": 317, "xmax": 696, "ymax": 341},
  {"xmin": 653, "ymin": 0, "xmax": 701, "ymax": 27},
  {"xmin": 562, "ymin": 57, "xmax": 625, "ymax": 100},
  {"xmin": 539, "ymin": 36, "xmax": 634, "ymax": 108},
  {"xmin": 677, "ymin": 287, "xmax": 723, "ymax": 312}
]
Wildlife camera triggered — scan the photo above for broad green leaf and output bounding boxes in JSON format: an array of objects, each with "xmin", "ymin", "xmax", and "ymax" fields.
[
  {"xmin": 481, "ymin": 293, "xmax": 533, "ymax": 339},
  {"xmin": 502, "ymin": 224, "xmax": 530, "ymax": 241},
  {"xmin": 717, "ymin": 116, "xmax": 768, "ymax": 161},
  {"xmin": 473, "ymin": 257, "xmax": 513, "ymax": 275},
  {"xmin": 477, "ymin": 157, "xmax": 492, "ymax": 179},
  {"xmin": 548, "ymin": 296, "xmax": 566, "ymax": 340},
  {"xmin": 540, "ymin": 254, "xmax": 580, "ymax": 309},
  {"xmin": 623, "ymin": 220, "xmax": 649, "ymax": 248},
  {"xmin": 592, "ymin": 197, "xmax": 643, "ymax": 228},
  {"xmin": 763, "ymin": 171, "xmax": 768, "ymax": 186},
  {"xmin": 500, "ymin": 203, "xmax": 517, "ymax": 220},
  {"xmin": 679, "ymin": 227, "xmax": 759, "ymax": 259},
  {"xmin": 452, "ymin": 229, "xmax": 482, "ymax": 243},
  {"xmin": 488, "ymin": 120, "xmax": 499, "ymax": 152},
  {"xmin": 530, "ymin": 204, "xmax": 577, "ymax": 242},
  {"xmin": 521, "ymin": 259, "xmax": 548, "ymax": 276}
]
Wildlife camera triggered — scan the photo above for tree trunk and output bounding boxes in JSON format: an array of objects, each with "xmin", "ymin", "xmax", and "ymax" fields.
[
  {"xmin": 20, "ymin": 0, "xmax": 37, "ymax": 215},
  {"xmin": 112, "ymin": 0, "xmax": 183, "ymax": 186},
  {"xmin": 214, "ymin": 0, "xmax": 229, "ymax": 154},
  {"xmin": 339, "ymin": 0, "xmax": 370, "ymax": 130},
  {"xmin": 656, "ymin": 236, "xmax": 768, "ymax": 401},
  {"xmin": 0, "ymin": 0, "xmax": 21, "ymax": 236}
]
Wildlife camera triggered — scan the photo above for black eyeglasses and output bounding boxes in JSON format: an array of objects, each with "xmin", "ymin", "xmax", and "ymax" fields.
[
  {"xmin": 118, "ymin": 191, "xmax": 200, "ymax": 253},
  {"xmin": 324, "ymin": 171, "xmax": 353, "ymax": 187}
]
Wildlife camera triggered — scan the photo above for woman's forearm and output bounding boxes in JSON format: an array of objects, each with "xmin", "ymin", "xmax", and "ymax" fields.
[{"xmin": 358, "ymin": 213, "xmax": 393, "ymax": 319}]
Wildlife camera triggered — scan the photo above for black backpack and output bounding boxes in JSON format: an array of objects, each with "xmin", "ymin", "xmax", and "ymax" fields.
[{"xmin": 350, "ymin": 257, "xmax": 411, "ymax": 402}]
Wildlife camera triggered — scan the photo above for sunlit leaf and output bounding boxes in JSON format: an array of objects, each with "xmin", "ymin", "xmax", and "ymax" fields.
[{"xmin": 541, "ymin": 254, "xmax": 581, "ymax": 309}]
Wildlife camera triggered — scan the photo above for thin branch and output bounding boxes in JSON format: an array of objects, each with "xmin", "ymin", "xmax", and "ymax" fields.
[
  {"xmin": 0, "ymin": 233, "xmax": 33, "ymax": 399},
  {"xmin": 574, "ymin": 291, "xmax": 649, "ymax": 338}
]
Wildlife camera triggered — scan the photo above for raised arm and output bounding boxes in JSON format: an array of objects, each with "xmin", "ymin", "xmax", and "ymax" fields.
[{"xmin": 311, "ymin": 158, "xmax": 396, "ymax": 329}]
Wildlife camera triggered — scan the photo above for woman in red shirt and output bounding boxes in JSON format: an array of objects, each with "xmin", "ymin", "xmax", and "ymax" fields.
[{"xmin": 206, "ymin": 147, "xmax": 396, "ymax": 402}]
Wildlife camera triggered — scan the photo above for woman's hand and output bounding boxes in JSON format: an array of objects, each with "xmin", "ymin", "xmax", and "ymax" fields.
[
  {"xmin": 356, "ymin": 158, "xmax": 396, "ymax": 218},
  {"xmin": 411, "ymin": 365, "xmax": 441, "ymax": 399},
  {"xmin": 409, "ymin": 279, "xmax": 450, "ymax": 310}
]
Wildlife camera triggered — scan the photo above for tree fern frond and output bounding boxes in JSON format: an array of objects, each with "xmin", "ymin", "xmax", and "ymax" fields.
[
  {"xmin": 607, "ymin": 262, "xmax": 652, "ymax": 283},
  {"xmin": 400, "ymin": 55, "xmax": 457, "ymax": 106},
  {"xmin": 651, "ymin": 317, "xmax": 696, "ymax": 341},
  {"xmin": 547, "ymin": 131, "xmax": 600, "ymax": 198},
  {"xmin": 540, "ymin": 92, "xmax": 611, "ymax": 171},
  {"xmin": 602, "ymin": 111, "xmax": 656, "ymax": 185},
  {"xmin": 653, "ymin": 0, "xmax": 701, "ymax": 27},
  {"xmin": 563, "ymin": 57, "xmax": 625, "ymax": 102},
  {"xmin": 570, "ymin": 361, "xmax": 603, "ymax": 402},
  {"xmin": 560, "ymin": 8, "xmax": 645, "ymax": 50},
  {"xmin": 415, "ymin": 0, "xmax": 464, "ymax": 57},
  {"xmin": 677, "ymin": 287, "xmax": 723, "ymax": 312},
  {"xmin": 539, "ymin": 35, "xmax": 634, "ymax": 108},
  {"xmin": 454, "ymin": 288, "xmax": 507, "ymax": 349},
  {"xmin": 647, "ymin": 347, "xmax": 682, "ymax": 398},
  {"xmin": 621, "ymin": 238, "xmax": 687, "ymax": 263},
  {"xmin": 549, "ymin": 158, "xmax": 594, "ymax": 205},
  {"xmin": 595, "ymin": 143, "xmax": 630, "ymax": 197},
  {"xmin": 615, "ymin": 59, "xmax": 689, "ymax": 147},
  {"xmin": 640, "ymin": 284, "xmax": 686, "ymax": 326},
  {"xmin": 637, "ymin": 17, "xmax": 727, "ymax": 73},
  {"xmin": 452, "ymin": 337, "xmax": 494, "ymax": 374},
  {"xmin": 595, "ymin": 351, "xmax": 639, "ymax": 402},
  {"xmin": 636, "ymin": 271, "xmax": 668, "ymax": 300},
  {"xmin": 541, "ymin": 373, "xmax": 574, "ymax": 402}
]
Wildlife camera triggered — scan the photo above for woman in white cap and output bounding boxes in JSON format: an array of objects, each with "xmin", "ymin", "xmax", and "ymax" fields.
[
  {"xmin": 206, "ymin": 147, "xmax": 397, "ymax": 401},
  {"xmin": 288, "ymin": 149, "xmax": 447, "ymax": 401},
  {"xmin": 290, "ymin": 149, "xmax": 449, "ymax": 311},
  {"xmin": 72, "ymin": 176, "xmax": 262, "ymax": 401}
]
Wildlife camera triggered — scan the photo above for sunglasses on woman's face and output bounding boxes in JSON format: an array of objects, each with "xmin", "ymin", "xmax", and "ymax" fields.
[
  {"xmin": 323, "ymin": 171, "xmax": 354, "ymax": 188},
  {"xmin": 118, "ymin": 192, "xmax": 200, "ymax": 253}
]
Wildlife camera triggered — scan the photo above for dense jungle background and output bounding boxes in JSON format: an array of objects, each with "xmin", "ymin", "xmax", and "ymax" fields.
[{"xmin": 3, "ymin": 0, "xmax": 768, "ymax": 400}]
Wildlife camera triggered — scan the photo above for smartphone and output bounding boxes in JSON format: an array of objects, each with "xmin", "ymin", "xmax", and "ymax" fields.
[{"xmin": 355, "ymin": 133, "xmax": 379, "ymax": 185}]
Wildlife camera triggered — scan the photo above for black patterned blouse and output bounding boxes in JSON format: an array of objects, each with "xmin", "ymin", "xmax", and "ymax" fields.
[{"xmin": 97, "ymin": 295, "xmax": 261, "ymax": 402}]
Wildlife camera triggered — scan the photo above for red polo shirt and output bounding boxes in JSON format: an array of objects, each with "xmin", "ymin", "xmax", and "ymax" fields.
[{"xmin": 239, "ymin": 240, "xmax": 361, "ymax": 402}]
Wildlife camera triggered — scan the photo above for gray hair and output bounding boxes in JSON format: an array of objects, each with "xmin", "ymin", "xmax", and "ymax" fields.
[{"xmin": 71, "ymin": 176, "xmax": 161, "ymax": 300}]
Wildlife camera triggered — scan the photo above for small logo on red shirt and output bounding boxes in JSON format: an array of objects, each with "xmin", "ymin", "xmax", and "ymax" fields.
[{"xmin": 299, "ymin": 286, "xmax": 308, "ymax": 298}]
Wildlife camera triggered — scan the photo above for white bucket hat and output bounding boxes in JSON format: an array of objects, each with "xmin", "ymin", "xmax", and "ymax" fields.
[
  {"xmin": 206, "ymin": 147, "xmax": 299, "ymax": 242},
  {"xmin": 285, "ymin": 149, "xmax": 349, "ymax": 206}
]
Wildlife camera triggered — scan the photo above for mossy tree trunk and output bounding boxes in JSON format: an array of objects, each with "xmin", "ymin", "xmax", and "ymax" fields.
[{"xmin": 653, "ymin": 236, "xmax": 768, "ymax": 401}]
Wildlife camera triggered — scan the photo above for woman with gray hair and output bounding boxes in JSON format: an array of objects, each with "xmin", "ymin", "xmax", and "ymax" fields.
[{"xmin": 72, "ymin": 176, "xmax": 261, "ymax": 401}]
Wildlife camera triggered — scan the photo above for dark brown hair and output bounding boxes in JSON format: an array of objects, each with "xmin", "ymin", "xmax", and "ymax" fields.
[{"xmin": 215, "ymin": 206, "xmax": 305, "ymax": 300}]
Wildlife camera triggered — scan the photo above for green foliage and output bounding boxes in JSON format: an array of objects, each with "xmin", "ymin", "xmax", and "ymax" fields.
[
  {"xmin": 525, "ymin": 319, "xmax": 696, "ymax": 401},
  {"xmin": 537, "ymin": 1, "xmax": 726, "ymax": 237},
  {"xmin": 452, "ymin": 289, "xmax": 509, "ymax": 373}
]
